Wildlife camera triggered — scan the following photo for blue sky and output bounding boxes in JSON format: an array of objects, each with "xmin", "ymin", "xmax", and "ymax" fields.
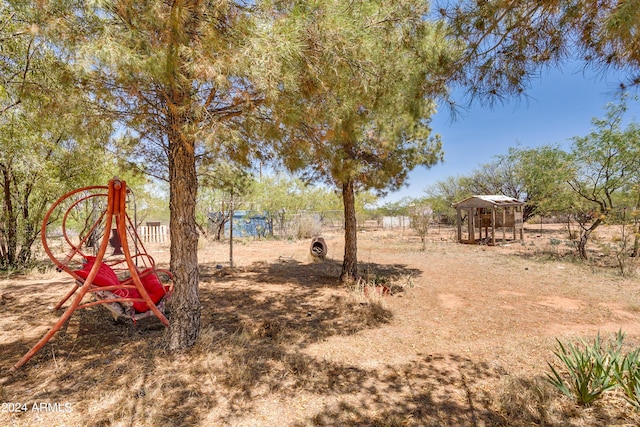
[{"xmin": 378, "ymin": 63, "xmax": 640, "ymax": 205}]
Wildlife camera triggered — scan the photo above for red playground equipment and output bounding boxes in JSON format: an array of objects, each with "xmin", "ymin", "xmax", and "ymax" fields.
[{"xmin": 13, "ymin": 178, "xmax": 172, "ymax": 370}]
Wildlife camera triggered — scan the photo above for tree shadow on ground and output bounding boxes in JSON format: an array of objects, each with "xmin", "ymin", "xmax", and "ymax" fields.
[
  {"xmin": 197, "ymin": 259, "xmax": 400, "ymax": 350},
  {"xmin": 292, "ymin": 354, "xmax": 507, "ymax": 426},
  {"xmin": 199, "ymin": 257, "xmax": 422, "ymax": 287},
  {"xmin": 1, "ymin": 258, "xmax": 406, "ymax": 425}
]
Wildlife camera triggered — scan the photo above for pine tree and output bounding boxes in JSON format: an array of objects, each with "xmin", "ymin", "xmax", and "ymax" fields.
[{"xmin": 267, "ymin": 0, "xmax": 460, "ymax": 281}]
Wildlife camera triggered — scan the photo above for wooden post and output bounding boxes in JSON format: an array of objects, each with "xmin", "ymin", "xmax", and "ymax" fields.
[
  {"xmin": 485, "ymin": 212, "xmax": 489, "ymax": 240},
  {"xmin": 456, "ymin": 207, "xmax": 462, "ymax": 242},
  {"xmin": 229, "ymin": 195, "xmax": 234, "ymax": 268},
  {"xmin": 519, "ymin": 207, "xmax": 524, "ymax": 240},
  {"xmin": 469, "ymin": 208, "xmax": 475, "ymax": 243},
  {"xmin": 502, "ymin": 209, "xmax": 506, "ymax": 243},
  {"xmin": 491, "ymin": 207, "xmax": 496, "ymax": 246}
]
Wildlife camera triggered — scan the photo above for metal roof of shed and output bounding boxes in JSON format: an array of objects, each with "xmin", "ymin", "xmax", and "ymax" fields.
[{"xmin": 452, "ymin": 195, "xmax": 524, "ymax": 209}]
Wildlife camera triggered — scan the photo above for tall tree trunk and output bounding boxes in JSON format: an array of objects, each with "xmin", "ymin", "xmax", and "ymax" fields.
[
  {"xmin": 229, "ymin": 195, "xmax": 234, "ymax": 268},
  {"xmin": 633, "ymin": 221, "xmax": 640, "ymax": 258},
  {"xmin": 16, "ymin": 183, "xmax": 38, "ymax": 265},
  {"xmin": 166, "ymin": 103, "xmax": 201, "ymax": 351},
  {"xmin": 340, "ymin": 179, "xmax": 358, "ymax": 283},
  {"xmin": 577, "ymin": 217, "xmax": 602, "ymax": 260},
  {"xmin": 632, "ymin": 192, "xmax": 640, "ymax": 257},
  {"xmin": 163, "ymin": 0, "xmax": 204, "ymax": 351},
  {"xmin": 215, "ymin": 221, "xmax": 224, "ymax": 241},
  {"xmin": 1, "ymin": 166, "xmax": 17, "ymax": 268},
  {"xmin": 577, "ymin": 231, "xmax": 589, "ymax": 259}
]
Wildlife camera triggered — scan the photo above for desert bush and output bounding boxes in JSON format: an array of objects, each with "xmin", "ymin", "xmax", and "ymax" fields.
[
  {"xmin": 546, "ymin": 331, "xmax": 623, "ymax": 406},
  {"xmin": 546, "ymin": 238, "xmax": 562, "ymax": 256},
  {"xmin": 277, "ymin": 214, "xmax": 324, "ymax": 240},
  {"xmin": 612, "ymin": 347, "xmax": 640, "ymax": 409},
  {"xmin": 295, "ymin": 216, "xmax": 323, "ymax": 239},
  {"xmin": 355, "ymin": 269, "xmax": 415, "ymax": 297}
]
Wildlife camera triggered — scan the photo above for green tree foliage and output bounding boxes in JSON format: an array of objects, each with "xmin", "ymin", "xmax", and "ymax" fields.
[
  {"xmin": 567, "ymin": 97, "xmax": 640, "ymax": 259},
  {"xmin": 375, "ymin": 198, "xmax": 413, "ymax": 218},
  {"xmin": 270, "ymin": 0, "xmax": 460, "ymax": 281},
  {"xmin": 498, "ymin": 145, "xmax": 574, "ymax": 220},
  {"xmin": 427, "ymin": 174, "xmax": 475, "ymax": 201},
  {"xmin": 439, "ymin": 0, "xmax": 640, "ymax": 105},
  {"xmin": 463, "ymin": 157, "xmax": 525, "ymax": 202},
  {"xmin": 131, "ymin": 180, "xmax": 171, "ymax": 225},
  {"xmin": 469, "ymin": 145, "xmax": 574, "ymax": 221},
  {"xmin": 424, "ymin": 179, "xmax": 471, "ymax": 226},
  {"xmin": 0, "ymin": 1, "xmax": 114, "ymax": 269}
]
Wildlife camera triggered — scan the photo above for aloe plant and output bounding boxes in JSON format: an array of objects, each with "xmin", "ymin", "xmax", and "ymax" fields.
[
  {"xmin": 546, "ymin": 331, "xmax": 623, "ymax": 406},
  {"xmin": 612, "ymin": 347, "xmax": 640, "ymax": 409}
]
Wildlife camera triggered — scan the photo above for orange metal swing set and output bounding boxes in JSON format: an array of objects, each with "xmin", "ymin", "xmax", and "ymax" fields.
[{"xmin": 13, "ymin": 178, "xmax": 172, "ymax": 370}]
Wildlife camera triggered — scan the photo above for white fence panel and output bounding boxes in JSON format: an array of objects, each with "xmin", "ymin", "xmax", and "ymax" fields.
[
  {"xmin": 138, "ymin": 225, "xmax": 167, "ymax": 243},
  {"xmin": 382, "ymin": 216, "xmax": 411, "ymax": 229}
]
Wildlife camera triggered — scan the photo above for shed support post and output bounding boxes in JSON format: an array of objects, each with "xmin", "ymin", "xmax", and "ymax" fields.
[
  {"xmin": 502, "ymin": 209, "xmax": 506, "ymax": 243},
  {"xmin": 469, "ymin": 208, "xmax": 475, "ymax": 243},
  {"xmin": 519, "ymin": 207, "xmax": 524, "ymax": 240},
  {"xmin": 491, "ymin": 207, "xmax": 496, "ymax": 246}
]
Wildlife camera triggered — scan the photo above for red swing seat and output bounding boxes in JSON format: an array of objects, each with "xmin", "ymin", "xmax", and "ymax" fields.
[
  {"xmin": 74, "ymin": 255, "xmax": 170, "ymax": 319},
  {"xmin": 13, "ymin": 178, "xmax": 172, "ymax": 370}
]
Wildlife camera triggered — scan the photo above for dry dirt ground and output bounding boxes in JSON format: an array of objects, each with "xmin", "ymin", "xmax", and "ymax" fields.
[{"xmin": 2, "ymin": 225, "xmax": 640, "ymax": 426}]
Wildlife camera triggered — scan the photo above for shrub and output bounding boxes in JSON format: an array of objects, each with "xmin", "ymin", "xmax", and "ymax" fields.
[
  {"xmin": 546, "ymin": 331, "xmax": 623, "ymax": 406},
  {"xmin": 612, "ymin": 347, "xmax": 640, "ymax": 409}
]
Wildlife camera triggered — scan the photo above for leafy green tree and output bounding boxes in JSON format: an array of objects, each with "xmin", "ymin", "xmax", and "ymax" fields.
[
  {"xmin": 428, "ymin": 146, "xmax": 577, "ymax": 223},
  {"xmin": 271, "ymin": 0, "xmax": 459, "ymax": 282},
  {"xmin": 468, "ymin": 145, "xmax": 574, "ymax": 222},
  {"xmin": 0, "ymin": 2, "xmax": 113, "ymax": 269},
  {"xmin": 376, "ymin": 198, "xmax": 413, "ymax": 218},
  {"xmin": 567, "ymin": 98, "xmax": 640, "ymax": 259},
  {"xmin": 131, "ymin": 180, "xmax": 171, "ymax": 225},
  {"xmin": 464, "ymin": 158, "xmax": 524, "ymax": 201},
  {"xmin": 425, "ymin": 175, "xmax": 474, "ymax": 219},
  {"xmin": 202, "ymin": 163, "xmax": 255, "ymax": 267},
  {"xmin": 498, "ymin": 145, "xmax": 574, "ymax": 221}
]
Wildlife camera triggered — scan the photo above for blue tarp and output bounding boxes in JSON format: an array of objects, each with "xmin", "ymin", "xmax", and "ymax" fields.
[{"xmin": 208, "ymin": 210, "xmax": 272, "ymax": 238}]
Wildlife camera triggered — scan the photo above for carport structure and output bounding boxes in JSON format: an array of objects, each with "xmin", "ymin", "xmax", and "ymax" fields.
[{"xmin": 453, "ymin": 195, "xmax": 525, "ymax": 245}]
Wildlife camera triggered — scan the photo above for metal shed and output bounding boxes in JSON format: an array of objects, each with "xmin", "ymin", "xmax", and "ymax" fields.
[{"xmin": 452, "ymin": 195, "xmax": 525, "ymax": 245}]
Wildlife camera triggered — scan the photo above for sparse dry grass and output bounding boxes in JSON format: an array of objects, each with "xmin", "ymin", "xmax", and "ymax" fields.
[{"xmin": 2, "ymin": 226, "xmax": 640, "ymax": 426}]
